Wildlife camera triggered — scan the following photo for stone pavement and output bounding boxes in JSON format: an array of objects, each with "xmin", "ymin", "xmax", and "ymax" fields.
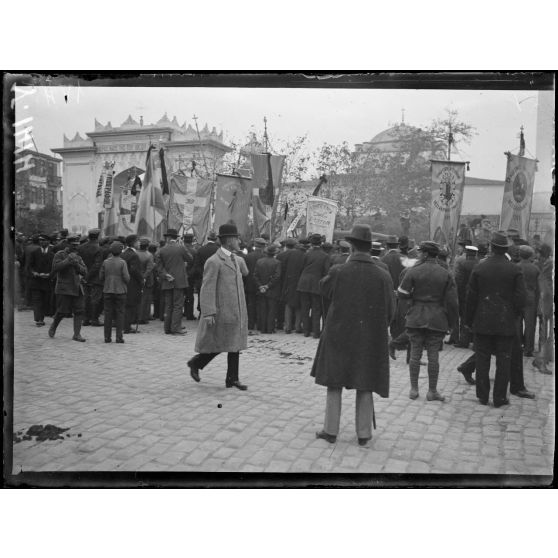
[{"xmin": 10, "ymin": 310, "xmax": 555, "ymax": 476}]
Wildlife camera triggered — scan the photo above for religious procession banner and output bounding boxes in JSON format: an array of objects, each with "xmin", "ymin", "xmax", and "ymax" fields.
[
  {"xmin": 191, "ymin": 178, "xmax": 213, "ymax": 244},
  {"xmin": 250, "ymin": 153, "xmax": 285, "ymax": 206},
  {"xmin": 499, "ymin": 153, "xmax": 537, "ymax": 239},
  {"xmin": 103, "ymin": 165, "xmax": 115, "ymax": 209},
  {"xmin": 118, "ymin": 177, "xmax": 137, "ymax": 237},
  {"xmin": 95, "ymin": 166, "xmax": 106, "ymax": 213},
  {"xmin": 214, "ymin": 173, "xmax": 252, "ymax": 241},
  {"xmin": 167, "ymin": 174, "xmax": 189, "ymax": 231},
  {"xmin": 306, "ymin": 196, "xmax": 338, "ymax": 242},
  {"xmin": 429, "ymin": 160, "xmax": 467, "ymax": 250}
]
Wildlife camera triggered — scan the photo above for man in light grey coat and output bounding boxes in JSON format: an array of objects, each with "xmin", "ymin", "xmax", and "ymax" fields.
[{"xmin": 188, "ymin": 223, "xmax": 248, "ymax": 390}]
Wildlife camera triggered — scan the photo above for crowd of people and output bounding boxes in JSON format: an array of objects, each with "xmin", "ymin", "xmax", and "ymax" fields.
[{"xmin": 14, "ymin": 221, "xmax": 554, "ymax": 445}]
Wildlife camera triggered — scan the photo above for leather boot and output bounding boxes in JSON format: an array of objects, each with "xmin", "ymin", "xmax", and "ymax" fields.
[
  {"xmin": 72, "ymin": 314, "xmax": 86, "ymax": 342},
  {"xmin": 409, "ymin": 365, "xmax": 419, "ymax": 399},
  {"xmin": 48, "ymin": 314, "xmax": 63, "ymax": 338}
]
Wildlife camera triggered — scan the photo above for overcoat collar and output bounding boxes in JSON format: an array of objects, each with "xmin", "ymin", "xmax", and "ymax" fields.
[
  {"xmin": 217, "ymin": 248, "xmax": 237, "ymax": 271},
  {"xmin": 348, "ymin": 252, "xmax": 373, "ymax": 264}
]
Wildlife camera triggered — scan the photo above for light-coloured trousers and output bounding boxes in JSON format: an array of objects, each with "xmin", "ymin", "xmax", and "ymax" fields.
[{"xmin": 323, "ymin": 387, "xmax": 373, "ymax": 439}]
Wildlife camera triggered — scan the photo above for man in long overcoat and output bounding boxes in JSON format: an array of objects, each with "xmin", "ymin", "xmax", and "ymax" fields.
[
  {"xmin": 465, "ymin": 231, "xmax": 528, "ymax": 407},
  {"xmin": 279, "ymin": 238, "xmax": 305, "ymax": 334},
  {"xmin": 121, "ymin": 234, "xmax": 144, "ymax": 333},
  {"xmin": 517, "ymin": 245, "xmax": 539, "ymax": 356},
  {"xmin": 188, "ymin": 224, "xmax": 248, "ymax": 391},
  {"xmin": 254, "ymin": 244, "xmax": 281, "ymax": 333},
  {"xmin": 244, "ymin": 237, "xmax": 267, "ymax": 330},
  {"xmin": 311, "ymin": 224, "xmax": 394, "ymax": 446},
  {"xmin": 454, "ymin": 245, "xmax": 479, "ymax": 348},
  {"xmin": 27, "ymin": 234, "xmax": 54, "ymax": 326}
]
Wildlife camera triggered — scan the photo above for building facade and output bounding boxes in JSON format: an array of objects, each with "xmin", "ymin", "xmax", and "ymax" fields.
[{"xmin": 51, "ymin": 114, "xmax": 232, "ymax": 235}]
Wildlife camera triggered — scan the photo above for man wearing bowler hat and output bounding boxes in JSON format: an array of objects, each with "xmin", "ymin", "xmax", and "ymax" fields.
[
  {"xmin": 465, "ymin": 231, "xmax": 528, "ymax": 407},
  {"xmin": 156, "ymin": 228, "xmax": 192, "ymax": 335},
  {"xmin": 398, "ymin": 240, "xmax": 459, "ymax": 402},
  {"xmin": 188, "ymin": 223, "xmax": 248, "ymax": 390},
  {"xmin": 312, "ymin": 224, "xmax": 394, "ymax": 446}
]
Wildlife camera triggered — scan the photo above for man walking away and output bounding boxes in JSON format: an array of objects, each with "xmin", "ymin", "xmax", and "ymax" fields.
[
  {"xmin": 254, "ymin": 244, "xmax": 281, "ymax": 333},
  {"xmin": 137, "ymin": 238, "xmax": 155, "ymax": 324},
  {"xmin": 28, "ymin": 234, "xmax": 54, "ymax": 327},
  {"xmin": 121, "ymin": 235, "xmax": 144, "ymax": 334}
]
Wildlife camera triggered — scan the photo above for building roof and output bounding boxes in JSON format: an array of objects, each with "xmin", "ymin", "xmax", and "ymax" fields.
[{"xmin": 16, "ymin": 149, "xmax": 62, "ymax": 164}]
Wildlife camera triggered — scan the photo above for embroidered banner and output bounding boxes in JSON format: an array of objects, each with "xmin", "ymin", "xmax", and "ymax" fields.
[{"xmin": 306, "ymin": 196, "xmax": 338, "ymax": 242}]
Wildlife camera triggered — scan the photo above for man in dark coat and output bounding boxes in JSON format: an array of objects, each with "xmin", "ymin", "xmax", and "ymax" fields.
[
  {"xmin": 330, "ymin": 240, "xmax": 350, "ymax": 266},
  {"xmin": 311, "ymin": 224, "xmax": 394, "ymax": 446},
  {"xmin": 137, "ymin": 238, "xmax": 155, "ymax": 324},
  {"xmin": 78, "ymin": 228, "xmax": 104, "ymax": 327},
  {"xmin": 27, "ymin": 234, "xmax": 54, "ymax": 326},
  {"xmin": 182, "ymin": 233, "xmax": 198, "ymax": 320},
  {"xmin": 297, "ymin": 233, "xmax": 330, "ymax": 338},
  {"xmin": 517, "ymin": 245, "xmax": 539, "ymax": 356},
  {"xmin": 51, "ymin": 228, "xmax": 69, "ymax": 254},
  {"xmin": 254, "ymin": 244, "xmax": 282, "ymax": 333},
  {"xmin": 121, "ymin": 234, "xmax": 144, "ymax": 334},
  {"xmin": 48, "ymin": 235, "xmax": 88, "ymax": 342},
  {"xmin": 156, "ymin": 228, "xmax": 192, "ymax": 335},
  {"xmin": 454, "ymin": 245, "xmax": 479, "ymax": 348},
  {"xmin": 465, "ymin": 231, "xmax": 528, "ymax": 407},
  {"xmin": 244, "ymin": 237, "xmax": 267, "ymax": 331},
  {"xmin": 370, "ymin": 241, "xmax": 389, "ymax": 273},
  {"xmin": 23, "ymin": 234, "xmax": 41, "ymax": 308},
  {"xmin": 398, "ymin": 241, "xmax": 459, "ymax": 402},
  {"xmin": 193, "ymin": 231, "xmax": 220, "ymax": 316},
  {"xmin": 381, "ymin": 235, "xmax": 404, "ymax": 289},
  {"xmin": 279, "ymin": 239, "xmax": 305, "ymax": 334}
]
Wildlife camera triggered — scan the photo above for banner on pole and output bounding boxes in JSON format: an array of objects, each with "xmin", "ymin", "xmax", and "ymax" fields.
[
  {"xmin": 192, "ymin": 178, "xmax": 213, "ymax": 244},
  {"xmin": 499, "ymin": 153, "xmax": 537, "ymax": 238},
  {"xmin": 214, "ymin": 173, "xmax": 252, "ymax": 241},
  {"xmin": 103, "ymin": 165, "xmax": 115, "ymax": 209},
  {"xmin": 250, "ymin": 153, "xmax": 285, "ymax": 206},
  {"xmin": 429, "ymin": 160, "xmax": 467, "ymax": 249},
  {"xmin": 95, "ymin": 167, "xmax": 106, "ymax": 213},
  {"xmin": 306, "ymin": 196, "xmax": 338, "ymax": 242},
  {"xmin": 118, "ymin": 178, "xmax": 136, "ymax": 236}
]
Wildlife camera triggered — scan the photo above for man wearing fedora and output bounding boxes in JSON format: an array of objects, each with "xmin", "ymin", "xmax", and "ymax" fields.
[
  {"xmin": 297, "ymin": 233, "xmax": 330, "ymax": 339},
  {"xmin": 465, "ymin": 231, "xmax": 528, "ymax": 407},
  {"xmin": 121, "ymin": 235, "xmax": 144, "ymax": 334},
  {"xmin": 254, "ymin": 244, "xmax": 282, "ymax": 334},
  {"xmin": 312, "ymin": 224, "xmax": 394, "ymax": 446},
  {"xmin": 48, "ymin": 234, "xmax": 88, "ymax": 342},
  {"xmin": 278, "ymin": 238, "xmax": 305, "ymax": 334},
  {"xmin": 187, "ymin": 224, "xmax": 248, "ymax": 390},
  {"xmin": 398, "ymin": 241, "xmax": 459, "ymax": 402},
  {"xmin": 156, "ymin": 228, "xmax": 192, "ymax": 335},
  {"xmin": 27, "ymin": 234, "xmax": 55, "ymax": 326}
]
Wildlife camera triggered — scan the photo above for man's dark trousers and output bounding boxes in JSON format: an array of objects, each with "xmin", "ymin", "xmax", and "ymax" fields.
[
  {"xmin": 164, "ymin": 288, "xmax": 185, "ymax": 333},
  {"xmin": 189, "ymin": 352, "xmax": 239, "ymax": 384},
  {"xmin": 104, "ymin": 293, "xmax": 126, "ymax": 341},
  {"xmin": 299, "ymin": 292, "xmax": 322, "ymax": 337},
  {"xmin": 474, "ymin": 333, "xmax": 513, "ymax": 404}
]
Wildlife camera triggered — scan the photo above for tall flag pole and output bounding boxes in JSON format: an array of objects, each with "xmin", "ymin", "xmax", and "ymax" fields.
[{"xmin": 499, "ymin": 127, "xmax": 538, "ymax": 238}]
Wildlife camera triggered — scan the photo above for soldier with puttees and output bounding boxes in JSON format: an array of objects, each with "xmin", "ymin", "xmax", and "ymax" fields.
[{"xmin": 78, "ymin": 228, "xmax": 104, "ymax": 327}]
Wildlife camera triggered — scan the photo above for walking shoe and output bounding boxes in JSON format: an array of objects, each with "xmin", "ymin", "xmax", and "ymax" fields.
[
  {"xmin": 187, "ymin": 360, "xmax": 200, "ymax": 382},
  {"xmin": 226, "ymin": 381, "xmax": 247, "ymax": 390},
  {"xmin": 426, "ymin": 390, "xmax": 445, "ymax": 402},
  {"xmin": 90, "ymin": 320, "xmax": 103, "ymax": 327},
  {"xmin": 457, "ymin": 366, "xmax": 476, "ymax": 385},
  {"xmin": 116, "ymin": 338, "xmax": 125, "ymax": 344},
  {"xmin": 105, "ymin": 338, "xmax": 112, "ymax": 343},
  {"xmin": 72, "ymin": 335, "xmax": 86, "ymax": 342},
  {"xmin": 82, "ymin": 320, "xmax": 91, "ymax": 326},
  {"xmin": 388, "ymin": 341, "xmax": 396, "ymax": 360},
  {"xmin": 409, "ymin": 388, "xmax": 419, "ymax": 400},
  {"xmin": 315, "ymin": 430, "xmax": 336, "ymax": 444},
  {"xmin": 358, "ymin": 437, "xmax": 371, "ymax": 447},
  {"xmin": 494, "ymin": 398, "xmax": 510, "ymax": 408},
  {"xmin": 48, "ymin": 326, "xmax": 56, "ymax": 338},
  {"xmin": 511, "ymin": 389, "xmax": 535, "ymax": 399},
  {"xmin": 36, "ymin": 321, "xmax": 45, "ymax": 327},
  {"xmin": 478, "ymin": 398, "xmax": 488, "ymax": 405}
]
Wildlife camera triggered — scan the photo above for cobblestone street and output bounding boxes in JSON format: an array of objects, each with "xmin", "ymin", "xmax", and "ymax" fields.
[{"xmin": 10, "ymin": 310, "xmax": 555, "ymax": 477}]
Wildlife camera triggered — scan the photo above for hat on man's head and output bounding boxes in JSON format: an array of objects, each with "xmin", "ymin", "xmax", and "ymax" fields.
[
  {"xmin": 345, "ymin": 224, "xmax": 372, "ymax": 245},
  {"xmin": 38, "ymin": 234, "xmax": 50, "ymax": 241},
  {"xmin": 218, "ymin": 223, "xmax": 240, "ymax": 238},
  {"xmin": 183, "ymin": 232, "xmax": 194, "ymax": 241},
  {"xmin": 477, "ymin": 242, "xmax": 488, "ymax": 256},
  {"xmin": 67, "ymin": 234, "xmax": 81, "ymax": 244},
  {"xmin": 206, "ymin": 230, "xmax": 218, "ymax": 241},
  {"xmin": 139, "ymin": 237, "xmax": 150, "ymax": 248},
  {"xmin": 298, "ymin": 237, "xmax": 310, "ymax": 246},
  {"xmin": 254, "ymin": 237, "xmax": 267, "ymax": 247},
  {"xmin": 438, "ymin": 246, "xmax": 449, "ymax": 258},
  {"xmin": 309, "ymin": 233, "xmax": 323, "ymax": 246},
  {"xmin": 110, "ymin": 241, "xmax": 124, "ymax": 255},
  {"xmin": 370, "ymin": 241, "xmax": 382, "ymax": 253},
  {"xmin": 88, "ymin": 228, "xmax": 101, "ymax": 238},
  {"xmin": 465, "ymin": 245, "xmax": 479, "ymax": 253},
  {"xmin": 31, "ymin": 233, "xmax": 40, "ymax": 242},
  {"xmin": 339, "ymin": 240, "xmax": 351, "ymax": 251},
  {"xmin": 59, "ymin": 228, "xmax": 69, "ymax": 238},
  {"xmin": 265, "ymin": 244, "xmax": 279, "ymax": 256},
  {"xmin": 125, "ymin": 234, "xmax": 138, "ymax": 246},
  {"xmin": 490, "ymin": 231, "xmax": 511, "ymax": 248},
  {"xmin": 285, "ymin": 238, "xmax": 297, "ymax": 247},
  {"xmin": 164, "ymin": 228, "xmax": 179, "ymax": 238},
  {"xmin": 399, "ymin": 235, "xmax": 409, "ymax": 249},
  {"xmin": 386, "ymin": 235, "xmax": 399, "ymax": 246},
  {"xmin": 418, "ymin": 240, "xmax": 440, "ymax": 256},
  {"xmin": 519, "ymin": 245, "xmax": 535, "ymax": 259}
]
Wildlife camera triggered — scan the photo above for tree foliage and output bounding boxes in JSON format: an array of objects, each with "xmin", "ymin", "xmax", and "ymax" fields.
[{"xmin": 16, "ymin": 204, "xmax": 62, "ymax": 236}]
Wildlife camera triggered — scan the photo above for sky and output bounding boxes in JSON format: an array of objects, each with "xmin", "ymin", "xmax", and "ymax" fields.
[{"xmin": 15, "ymin": 85, "xmax": 549, "ymax": 184}]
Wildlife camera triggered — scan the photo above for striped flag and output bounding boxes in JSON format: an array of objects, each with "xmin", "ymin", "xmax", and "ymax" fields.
[{"xmin": 135, "ymin": 145, "xmax": 167, "ymax": 240}]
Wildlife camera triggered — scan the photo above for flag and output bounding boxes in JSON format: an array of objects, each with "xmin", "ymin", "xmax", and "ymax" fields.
[
  {"xmin": 429, "ymin": 160, "xmax": 467, "ymax": 250},
  {"xmin": 306, "ymin": 196, "xmax": 338, "ymax": 242},
  {"xmin": 103, "ymin": 166, "xmax": 115, "ymax": 209},
  {"xmin": 135, "ymin": 145, "xmax": 167, "ymax": 240},
  {"xmin": 519, "ymin": 128, "xmax": 526, "ymax": 157},
  {"xmin": 167, "ymin": 174, "xmax": 189, "ymax": 231},
  {"xmin": 192, "ymin": 178, "xmax": 213, "ymax": 244},
  {"xmin": 499, "ymin": 153, "xmax": 537, "ymax": 238},
  {"xmin": 95, "ymin": 167, "xmax": 106, "ymax": 213},
  {"xmin": 159, "ymin": 148, "xmax": 170, "ymax": 195},
  {"xmin": 250, "ymin": 153, "xmax": 285, "ymax": 206},
  {"xmin": 118, "ymin": 178, "xmax": 136, "ymax": 236},
  {"xmin": 252, "ymin": 190, "xmax": 270, "ymax": 236},
  {"xmin": 214, "ymin": 173, "xmax": 252, "ymax": 241}
]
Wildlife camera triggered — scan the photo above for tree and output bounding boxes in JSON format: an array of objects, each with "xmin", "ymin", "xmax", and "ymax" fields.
[{"xmin": 16, "ymin": 204, "xmax": 62, "ymax": 236}]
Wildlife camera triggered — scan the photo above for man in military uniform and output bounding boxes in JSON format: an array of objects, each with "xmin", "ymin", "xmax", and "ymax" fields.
[
  {"xmin": 27, "ymin": 234, "xmax": 54, "ymax": 326},
  {"xmin": 465, "ymin": 231, "xmax": 529, "ymax": 407},
  {"xmin": 49, "ymin": 235, "xmax": 88, "ymax": 342},
  {"xmin": 78, "ymin": 228, "xmax": 104, "ymax": 327},
  {"xmin": 398, "ymin": 241, "xmax": 458, "ymax": 401},
  {"xmin": 244, "ymin": 237, "xmax": 267, "ymax": 331},
  {"xmin": 297, "ymin": 233, "xmax": 330, "ymax": 338},
  {"xmin": 254, "ymin": 244, "xmax": 282, "ymax": 333}
]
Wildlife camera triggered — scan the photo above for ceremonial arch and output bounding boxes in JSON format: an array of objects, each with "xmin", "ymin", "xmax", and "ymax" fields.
[{"xmin": 51, "ymin": 114, "xmax": 232, "ymax": 234}]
